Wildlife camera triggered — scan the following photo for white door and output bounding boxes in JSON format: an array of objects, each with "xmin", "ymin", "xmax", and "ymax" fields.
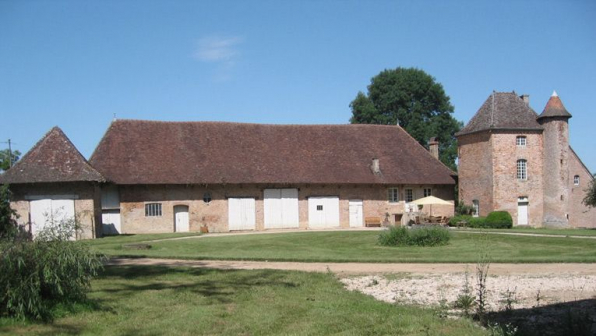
[
  {"xmin": 264, "ymin": 188, "xmax": 299, "ymax": 229},
  {"xmin": 174, "ymin": 205, "xmax": 190, "ymax": 232},
  {"xmin": 102, "ymin": 210, "xmax": 122, "ymax": 235},
  {"xmin": 30, "ymin": 198, "xmax": 75, "ymax": 238},
  {"xmin": 308, "ymin": 196, "xmax": 340, "ymax": 229},
  {"xmin": 517, "ymin": 198, "xmax": 529, "ymax": 225},
  {"xmin": 228, "ymin": 198, "xmax": 256, "ymax": 231},
  {"xmin": 349, "ymin": 199, "xmax": 363, "ymax": 228}
]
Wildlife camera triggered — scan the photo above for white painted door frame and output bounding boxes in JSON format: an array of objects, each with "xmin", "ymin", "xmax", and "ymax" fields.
[
  {"xmin": 349, "ymin": 199, "xmax": 363, "ymax": 228},
  {"xmin": 228, "ymin": 198, "xmax": 256, "ymax": 231},
  {"xmin": 174, "ymin": 205, "xmax": 190, "ymax": 232},
  {"xmin": 517, "ymin": 197, "xmax": 529, "ymax": 225}
]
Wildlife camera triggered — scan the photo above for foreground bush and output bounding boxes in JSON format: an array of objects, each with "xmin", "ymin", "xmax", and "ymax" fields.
[
  {"xmin": 378, "ymin": 226, "xmax": 451, "ymax": 247},
  {"xmin": 0, "ymin": 218, "xmax": 104, "ymax": 320},
  {"xmin": 448, "ymin": 215, "xmax": 473, "ymax": 227}
]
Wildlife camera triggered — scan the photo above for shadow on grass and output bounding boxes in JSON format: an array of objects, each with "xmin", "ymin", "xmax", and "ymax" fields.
[
  {"xmin": 486, "ymin": 299, "xmax": 596, "ymax": 336},
  {"xmin": 98, "ymin": 265, "xmax": 302, "ymax": 304}
]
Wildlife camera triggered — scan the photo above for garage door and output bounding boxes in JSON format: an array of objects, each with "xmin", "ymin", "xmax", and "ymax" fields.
[
  {"xmin": 308, "ymin": 196, "xmax": 340, "ymax": 228},
  {"xmin": 264, "ymin": 189, "xmax": 299, "ymax": 229},
  {"xmin": 30, "ymin": 198, "xmax": 75, "ymax": 238},
  {"xmin": 228, "ymin": 198, "xmax": 256, "ymax": 231}
]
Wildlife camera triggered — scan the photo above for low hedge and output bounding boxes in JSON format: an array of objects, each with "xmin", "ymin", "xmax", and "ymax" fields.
[{"xmin": 449, "ymin": 211, "xmax": 512, "ymax": 229}]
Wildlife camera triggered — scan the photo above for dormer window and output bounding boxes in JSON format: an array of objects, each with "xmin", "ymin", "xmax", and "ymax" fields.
[
  {"xmin": 516, "ymin": 136, "xmax": 527, "ymax": 147},
  {"xmin": 574, "ymin": 175, "xmax": 580, "ymax": 186}
]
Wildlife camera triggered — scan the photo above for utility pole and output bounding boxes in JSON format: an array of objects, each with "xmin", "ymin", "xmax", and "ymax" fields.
[{"xmin": 8, "ymin": 139, "xmax": 12, "ymax": 168}]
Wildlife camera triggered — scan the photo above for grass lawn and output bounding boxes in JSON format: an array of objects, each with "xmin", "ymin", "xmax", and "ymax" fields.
[
  {"xmin": 88, "ymin": 231, "xmax": 596, "ymax": 263},
  {"xmin": 460, "ymin": 227, "xmax": 596, "ymax": 237},
  {"xmin": 0, "ymin": 266, "xmax": 486, "ymax": 336}
]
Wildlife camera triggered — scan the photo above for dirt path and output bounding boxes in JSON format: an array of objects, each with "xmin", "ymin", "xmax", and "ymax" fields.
[{"xmin": 107, "ymin": 258, "xmax": 596, "ymax": 275}]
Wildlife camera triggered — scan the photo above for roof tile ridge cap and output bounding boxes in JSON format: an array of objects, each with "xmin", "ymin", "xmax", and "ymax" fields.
[
  {"xmin": 53, "ymin": 127, "xmax": 106, "ymax": 182},
  {"xmin": 396, "ymin": 124, "xmax": 456, "ymax": 175}
]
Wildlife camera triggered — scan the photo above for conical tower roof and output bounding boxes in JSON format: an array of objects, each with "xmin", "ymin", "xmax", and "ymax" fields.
[
  {"xmin": 537, "ymin": 91, "xmax": 572, "ymax": 120},
  {"xmin": 0, "ymin": 127, "xmax": 105, "ymax": 184}
]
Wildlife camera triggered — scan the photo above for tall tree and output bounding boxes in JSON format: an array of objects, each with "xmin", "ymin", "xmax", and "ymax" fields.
[
  {"xmin": 350, "ymin": 67, "xmax": 462, "ymax": 170},
  {"xmin": 0, "ymin": 149, "xmax": 20, "ymax": 171},
  {"xmin": 583, "ymin": 175, "xmax": 596, "ymax": 208},
  {"xmin": 0, "ymin": 184, "xmax": 18, "ymax": 239}
]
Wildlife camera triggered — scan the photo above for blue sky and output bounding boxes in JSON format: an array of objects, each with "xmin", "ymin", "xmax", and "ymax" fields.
[{"xmin": 1, "ymin": 0, "xmax": 595, "ymax": 172}]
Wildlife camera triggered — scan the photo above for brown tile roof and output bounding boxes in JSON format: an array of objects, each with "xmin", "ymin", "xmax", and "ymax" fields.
[
  {"xmin": 537, "ymin": 92, "xmax": 572, "ymax": 120},
  {"xmin": 89, "ymin": 120, "xmax": 456, "ymax": 185},
  {"xmin": 0, "ymin": 127, "xmax": 105, "ymax": 184},
  {"xmin": 456, "ymin": 92, "xmax": 543, "ymax": 137}
]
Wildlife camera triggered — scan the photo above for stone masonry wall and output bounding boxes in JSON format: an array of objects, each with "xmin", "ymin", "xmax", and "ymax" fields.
[
  {"xmin": 540, "ymin": 118, "xmax": 570, "ymax": 227},
  {"xmin": 491, "ymin": 131, "xmax": 544, "ymax": 227},
  {"xmin": 568, "ymin": 151, "xmax": 596, "ymax": 228},
  {"xmin": 117, "ymin": 184, "xmax": 455, "ymax": 233},
  {"xmin": 8, "ymin": 182, "xmax": 101, "ymax": 239},
  {"xmin": 457, "ymin": 132, "xmax": 493, "ymax": 216}
]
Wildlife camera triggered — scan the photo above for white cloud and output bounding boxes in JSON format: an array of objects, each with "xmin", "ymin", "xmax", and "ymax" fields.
[{"xmin": 194, "ymin": 35, "xmax": 242, "ymax": 63}]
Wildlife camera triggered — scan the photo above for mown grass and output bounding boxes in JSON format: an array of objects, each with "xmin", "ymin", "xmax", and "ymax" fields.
[
  {"xmin": 88, "ymin": 231, "xmax": 596, "ymax": 263},
  {"xmin": 461, "ymin": 227, "xmax": 596, "ymax": 237},
  {"xmin": 0, "ymin": 266, "xmax": 486, "ymax": 335},
  {"xmin": 85, "ymin": 232, "xmax": 201, "ymax": 246}
]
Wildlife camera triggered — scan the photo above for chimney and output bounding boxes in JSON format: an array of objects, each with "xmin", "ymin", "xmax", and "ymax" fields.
[
  {"xmin": 520, "ymin": 94, "xmax": 530, "ymax": 105},
  {"xmin": 371, "ymin": 158, "xmax": 381, "ymax": 174},
  {"xmin": 429, "ymin": 137, "xmax": 439, "ymax": 160}
]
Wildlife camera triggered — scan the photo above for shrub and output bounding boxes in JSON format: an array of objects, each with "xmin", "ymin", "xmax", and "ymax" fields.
[
  {"xmin": 448, "ymin": 215, "xmax": 473, "ymax": 227},
  {"xmin": 468, "ymin": 216, "xmax": 487, "ymax": 228},
  {"xmin": 378, "ymin": 226, "xmax": 450, "ymax": 247},
  {"xmin": 485, "ymin": 211, "xmax": 513, "ymax": 229},
  {"xmin": 0, "ymin": 184, "xmax": 18, "ymax": 240},
  {"xmin": 409, "ymin": 226, "xmax": 451, "ymax": 247},
  {"xmin": 378, "ymin": 226, "xmax": 410, "ymax": 246},
  {"xmin": 455, "ymin": 201, "xmax": 475, "ymax": 216},
  {"xmin": 0, "ymin": 216, "xmax": 104, "ymax": 320}
]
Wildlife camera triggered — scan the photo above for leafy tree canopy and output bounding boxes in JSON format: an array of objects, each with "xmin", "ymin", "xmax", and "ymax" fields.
[
  {"xmin": 0, "ymin": 184, "xmax": 18, "ymax": 239},
  {"xmin": 0, "ymin": 149, "xmax": 21, "ymax": 171},
  {"xmin": 583, "ymin": 174, "xmax": 596, "ymax": 208},
  {"xmin": 350, "ymin": 67, "xmax": 462, "ymax": 170}
]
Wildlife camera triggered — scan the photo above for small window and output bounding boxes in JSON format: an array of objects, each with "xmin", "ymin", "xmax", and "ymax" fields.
[
  {"xmin": 145, "ymin": 203, "xmax": 162, "ymax": 217},
  {"xmin": 574, "ymin": 175, "xmax": 580, "ymax": 185},
  {"xmin": 316, "ymin": 205, "xmax": 323, "ymax": 211},
  {"xmin": 203, "ymin": 192, "xmax": 212, "ymax": 203},
  {"xmin": 388, "ymin": 188, "xmax": 399, "ymax": 203},
  {"xmin": 405, "ymin": 189, "xmax": 413, "ymax": 203},
  {"xmin": 423, "ymin": 188, "xmax": 432, "ymax": 197},
  {"xmin": 472, "ymin": 200, "xmax": 479, "ymax": 218},
  {"xmin": 517, "ymin": 159, "xmax": 527, "ymax": 180},
  {"xmin": 516, "ymin": 136, "xmax": 526, "ymax": 147}
]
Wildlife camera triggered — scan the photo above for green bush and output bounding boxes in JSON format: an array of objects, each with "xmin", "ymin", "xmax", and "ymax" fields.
[
  {"xmin": 0, "ymin": 217, "xmax": 104, "ymax": 320},
  {"xmin": 448, "ymin": 215, "xmax": 473, "ymax": 227},
  {"xmin": 378, "ymin": 226, "xmax": 450, "ymax": 247},
  {"xmin": 485, "ymin": 211, "xmax": 513, "ymax": 229},
  {"xmin": 468, "ymin": 216, "xmax": 487, "ymax": 228},
  {"xmin": 0, "ymin": 184, "xmax": 18, "ymax": 240}
]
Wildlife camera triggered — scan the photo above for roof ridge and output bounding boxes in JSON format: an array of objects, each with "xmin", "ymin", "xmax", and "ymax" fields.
[{"xmin": 111, "ymin": 119, "xmax": 404, "ymax": 128}]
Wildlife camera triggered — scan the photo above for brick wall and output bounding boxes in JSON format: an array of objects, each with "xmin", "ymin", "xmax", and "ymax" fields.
[
  {"xmin": 568, "ymin": 151, "xmax": 596, "ymax": 228},
  {"xmin": 540, "ymin": 118, "xmax": 570, "ymax": 227},
  {"xmin": 457, "ymin": 132, "xmax": 494, "ymax": 216},
  {"xmin": 491, "ymin": 131, "xmax": 544, "ymax": 227},
  {"xmin": 8, "ymin": 182, "xmax": 101, "ymax": 239},
  {"xmin": 116, "ymin": 183, "xmax": 455, "ymax": 233}
]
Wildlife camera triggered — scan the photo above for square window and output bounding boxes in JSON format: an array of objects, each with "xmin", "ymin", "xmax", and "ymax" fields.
[
  {"xmin": 423, "ymin": 188, "xmax": 432, "ymax": 197},
  {"xmin": 388, "ymin": 188, "xmax": 399, "ymax": 203},
  {"xmin": 316, "ymin": 205, "xmax": 323, "ymax": 211},
  {"xmin": 516, "ymin": 136, "xmax": 527, "ymax": 147},
  {"xmin": 145, "ymin": 203, "xmax": 162, "ymax": 217}
]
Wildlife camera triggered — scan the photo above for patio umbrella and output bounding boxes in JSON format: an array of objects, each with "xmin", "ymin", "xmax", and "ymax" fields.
[{"xmin": 410, "ymin": 196, "xmax": 453, "ymax": 217}]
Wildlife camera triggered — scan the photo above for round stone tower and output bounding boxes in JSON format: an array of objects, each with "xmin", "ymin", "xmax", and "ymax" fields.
[{"xmin": 537, "ymin": 91, "xmax": 572, "ymax": 227}]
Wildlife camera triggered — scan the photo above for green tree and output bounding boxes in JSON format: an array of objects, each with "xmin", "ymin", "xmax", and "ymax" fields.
[
  {"xmin": 583, "ymin": 175, "xmax": 596, "ymax": 208},
  {"xmin": 0, "ymin": 184, "xmax": 18, "ymax": 239},
  {"xmin": 350, "ymin": 67, "xmax": 462, "ymax": 170},
  {"xmin": 0, "ymin": 149, "xmax": 21, "ymax": 171}
]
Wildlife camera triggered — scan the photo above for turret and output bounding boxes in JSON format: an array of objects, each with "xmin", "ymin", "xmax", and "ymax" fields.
[{"xmin": 537, "ymin": 91, "xmax": 572, "ymax": 227}]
